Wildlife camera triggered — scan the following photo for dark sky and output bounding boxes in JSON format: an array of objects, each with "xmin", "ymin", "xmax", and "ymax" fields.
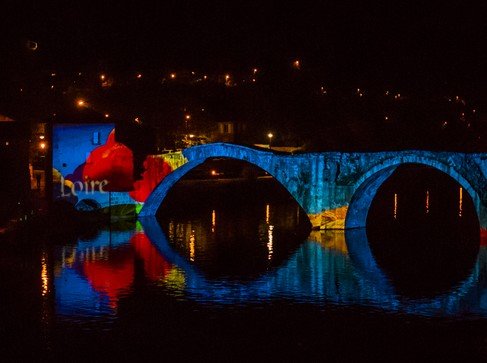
[{"xmin": 2, "ymin": 1, "xmax": 487, "ymax": 90}]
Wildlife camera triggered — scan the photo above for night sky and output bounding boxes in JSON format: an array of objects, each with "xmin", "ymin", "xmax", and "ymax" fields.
[
  {"xmin": 2, "ymin": 1, "xmax": 487, "ymax": 90},
  {"xmin": 1, "ymin": 1, "xmax": 486, "ymax": 151}
]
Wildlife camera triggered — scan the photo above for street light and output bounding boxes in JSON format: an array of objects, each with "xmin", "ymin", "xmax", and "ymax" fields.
[
  {"xmin": 267, "ymin": 132, "xmax": 273, "ymax": 149},
  {"xmin": 76, "ymin": 99, "xmax": 86, "ymax": 107},
  {"xmin": 184, "ymin": 114, "xmax": 191, "ymax": 130}
]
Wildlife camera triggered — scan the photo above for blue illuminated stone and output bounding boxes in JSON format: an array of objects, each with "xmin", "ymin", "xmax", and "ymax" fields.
[{"xmin": 139, "ymin": 143, "xmax": 487, "ymax": 230}]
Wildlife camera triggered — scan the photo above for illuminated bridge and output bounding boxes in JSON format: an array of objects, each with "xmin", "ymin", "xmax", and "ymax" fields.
[{"xmin": 139, "ymin": 143, "xmax": 487, "ymax": 230}]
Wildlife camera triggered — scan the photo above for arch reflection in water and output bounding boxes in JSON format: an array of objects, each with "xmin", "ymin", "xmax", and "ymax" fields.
[
  {"xmin": 365, "ymin": 226, "xmax": 480, "ymax": 299},
  {"xmin": 53, "ymin": 215, "xmax": 487, "ymax": 318},
  {"xmin": 365, "ymin": 164, "xmax": 481, "ymax": 299},
  {"xmin": 158, "ymin": 201, "xmax": 309, "ymax": 281},
  {"xmin": 140, "ymin": 216, "xmax": 487, "ymax": 317}
]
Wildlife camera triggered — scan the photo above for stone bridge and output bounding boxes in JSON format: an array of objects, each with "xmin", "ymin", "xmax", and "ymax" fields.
[{"xmin": 139, "ymin": 143, "xmax": 487, "ymax": 230}]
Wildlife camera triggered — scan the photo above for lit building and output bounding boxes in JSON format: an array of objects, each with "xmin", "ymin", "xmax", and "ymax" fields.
[{"xmin": 48, "ymin": 109, "xmax": 183, "ymax": 218}]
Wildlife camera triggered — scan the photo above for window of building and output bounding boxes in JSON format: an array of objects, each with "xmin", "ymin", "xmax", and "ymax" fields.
[{"xmin": 92, "ymin": 131, "xmax": 101, "ymax": 145}]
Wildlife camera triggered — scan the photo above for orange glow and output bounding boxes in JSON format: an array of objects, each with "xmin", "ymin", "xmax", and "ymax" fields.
[
  {"xmin": 459, "ymin": 187, "xmax": 463, "ymax": 217},
  {"xmin": 136, "ymin": 73, "xmax": 142, "ymax": 79},
  {"xmin": 39, "ymin": 142, "xmax": 46, "ymax": 150},
  {"xmin": 293, "ymin": 59, "xmax": 301, "ymax": 69},
  {"xmin": 211, "ymin": 209, "xmax": 216, "ymax": 233},
  {"xmin": 267, "ymin": 225, "xmax": 274, "ymax": 260},
  {"xmin": 211, "ymin": 170, "xmax": 217, "ymax": 176},
  {"xmin": 393, "ymin": 193, "xmax": 398, "ymax": 219},
  {"xmin": 425, "ymin": 190, "xmax": 430, "ymax": 214},
  {"xmin": 100, "ymin": 74, "xmax": 106, "ymax": 81},
  {"xmin": 77, "ymin": 99, "xmax": 85, "ymax": 107},
  {"xmin": 185, "ymin": 114, "xmax": 191, "ymax": 120},
  {"xmin": 189, "ymin": 233, "xmax": 195, "ymax": 262},
  {"xmin": 170, "ymin": 73, "xmax": 176, "ymax": 79},
  {"xmin": 41, "ymin": 253, "xmax": 49, "ymax": 297},
  {"xmin": 104, "ymin": 113, "xmax": 110, "ymax": 118}
]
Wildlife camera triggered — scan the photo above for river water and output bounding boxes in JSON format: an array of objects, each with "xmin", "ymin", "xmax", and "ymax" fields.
[{"xmin": 1, "ymin": 170, "xmax": 487, "ymax": 360}]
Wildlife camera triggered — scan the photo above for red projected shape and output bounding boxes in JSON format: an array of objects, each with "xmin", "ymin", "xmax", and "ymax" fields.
[
  {"xmin": 83, "ymin": 129, "xmax": 134, "ymax": 191},
  {"xmin": 131, "ymin": 232, "xmax": 172, "ymax": 281},
  {"xmin": 82, "ymin": 246, "xmax": 135, "ymax": 308},
  {"xmin": 129, "ymin": 156, "xmax": 173, "ymax": 202}
]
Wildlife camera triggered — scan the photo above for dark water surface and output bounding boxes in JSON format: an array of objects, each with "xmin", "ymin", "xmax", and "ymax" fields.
[{"xmin": 1, "ymin": 172, "xmax": 487, "ymax": 360}]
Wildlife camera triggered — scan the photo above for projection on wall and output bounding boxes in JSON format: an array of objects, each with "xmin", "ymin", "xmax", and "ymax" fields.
[{"xmin": 52, "ymin": 123, "xmax": 179, "ymax": 216}]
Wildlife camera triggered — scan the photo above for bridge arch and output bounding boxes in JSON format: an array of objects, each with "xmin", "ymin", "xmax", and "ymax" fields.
[
  {"xmin": 345, "ymin": 154, "xmax": 482, "ymax": 229},
  {"xmin": 139, "ymin": 143, "xmax": 308, "ymax": 218}
]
